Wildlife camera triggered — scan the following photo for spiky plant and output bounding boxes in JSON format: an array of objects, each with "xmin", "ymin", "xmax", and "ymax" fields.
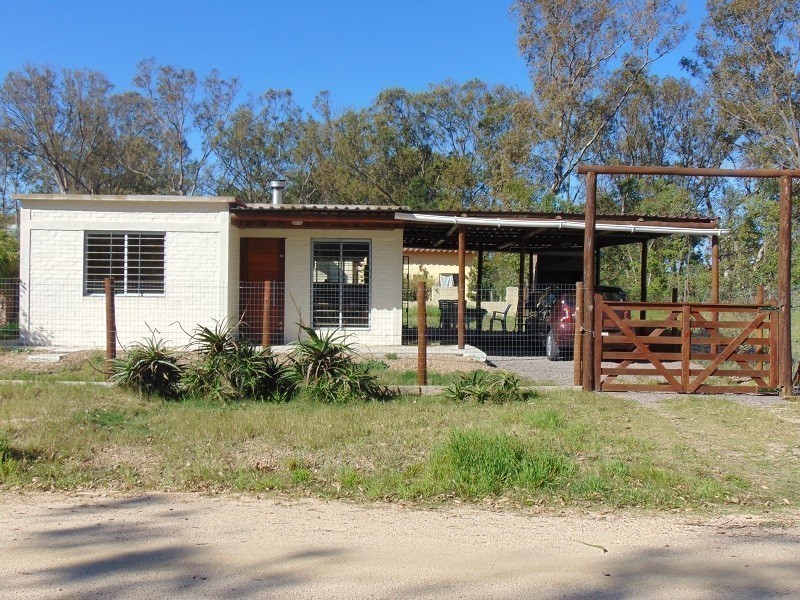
[{"xmin": 110, "ymin": 336, "xmax": 182, "ymax": 399}]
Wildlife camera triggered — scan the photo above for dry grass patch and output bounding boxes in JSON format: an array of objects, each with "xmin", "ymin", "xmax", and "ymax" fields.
[{"xmin": 2, "ymin": 382, "xmax": 800, "ymax": 512}]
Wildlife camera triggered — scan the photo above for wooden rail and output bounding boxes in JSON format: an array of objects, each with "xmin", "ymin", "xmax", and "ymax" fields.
[{"xmin": 593, "ymin": 297, "xmax": 778, "ymax": 394}]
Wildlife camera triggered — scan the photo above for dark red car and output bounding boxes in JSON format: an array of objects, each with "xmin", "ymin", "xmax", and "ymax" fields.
[{"xmin": 526, "ymin": 286, "xmax": 627, "ymax": 361}]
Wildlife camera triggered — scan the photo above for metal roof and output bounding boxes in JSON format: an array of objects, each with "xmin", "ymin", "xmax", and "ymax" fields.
[{"xmin": 230, "ymin": 205, "xmax": 723, "ymax": 253}]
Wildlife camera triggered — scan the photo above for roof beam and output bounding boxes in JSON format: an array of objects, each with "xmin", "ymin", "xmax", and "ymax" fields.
[
  {"xmin": 394, "ymin": 212, "xmax": 729, "ymax": 236},
  {"xmin": 577, "ymin": 164, "xmax": 800, "ymax": 178}
]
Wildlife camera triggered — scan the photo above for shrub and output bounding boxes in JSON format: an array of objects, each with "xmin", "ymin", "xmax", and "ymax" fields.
[
  {"xmin": 110, "ymin": 336, "xmax": 183, "ymax": 399},
  {"xmin": 182, "ymin": 319, "xmax": 295, "ymax": 402},
  {"xmin": 291, "ymin": 325, "xmax": 390, "ymax": 403},
  {"xmin": 444, "ymin": 371, "xmax": 534, "ymax": 404}
]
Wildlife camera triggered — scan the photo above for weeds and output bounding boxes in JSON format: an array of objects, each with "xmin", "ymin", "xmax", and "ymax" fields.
[{"xmin": 445, "ymin": 371, "xmax": 534, "ymax": 403}]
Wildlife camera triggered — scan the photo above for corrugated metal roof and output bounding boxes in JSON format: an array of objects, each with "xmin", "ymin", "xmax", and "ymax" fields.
[{"xmin": 236, "ymin": 203, "xmax": 406, "ymax": 212}]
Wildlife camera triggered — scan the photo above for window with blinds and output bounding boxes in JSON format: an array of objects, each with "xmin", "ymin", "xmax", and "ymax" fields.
[
  {"xmin": 84, "ymin": 232, "xmax": 166, "ymax": 295},
  {"xmin": 311, "ymin": 240, "xmax": 370, "ymax": 328}
]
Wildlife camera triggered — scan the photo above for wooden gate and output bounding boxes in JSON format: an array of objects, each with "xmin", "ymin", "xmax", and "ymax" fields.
[{"xmin": 594, "ymin": 297, "xmax": 778, "ymax": 394}]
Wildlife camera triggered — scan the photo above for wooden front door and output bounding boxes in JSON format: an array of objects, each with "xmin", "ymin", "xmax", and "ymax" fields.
[{"xmin": 240, "ymin": 239, "xmax": 285, "ymax": 345}]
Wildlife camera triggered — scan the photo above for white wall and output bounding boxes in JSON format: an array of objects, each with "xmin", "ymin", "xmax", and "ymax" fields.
[
  {"xmin": 18, "ymin": 195, "xmax": 404, "ymax": 349},
  {"xmin": 19, "ymin": 197, "xmax": 232, "ymax": 348},
  {"xmin": 235, "ymin": 228, "xmax": 404, "ymax": 346}
]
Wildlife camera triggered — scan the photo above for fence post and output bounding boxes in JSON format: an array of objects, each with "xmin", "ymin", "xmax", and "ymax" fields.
[
  {"xmin": 262, "ymin": 281, "xmax": 272, "ymax": 347},
  {"xmin": 681, "ymin": 304, "xmax": 691, "ymax": 392},
  {"xmin": 104, "ymin": 277, "xmax": 116, "ymax": 374},
  {"xmin": 769, "ymin": 297, "xmax": 779, "ymax": 388},
  {"xmin": 573, "ymin": 282, "xmax": 583, "ymax": 387},
  {"xmin": 593, "ymin": 293, "xmax": 603, "ymax": 391},
  {"xmin": 756, "ymin": 286, "xmax": 765, "ymax": 373},
  {"xmin": 417, "ymin": 281, "xmax": 427, "ymax": 386}
]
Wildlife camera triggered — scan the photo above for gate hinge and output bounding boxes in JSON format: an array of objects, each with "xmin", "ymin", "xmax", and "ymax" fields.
[
  {"xmin": 758, "ymin": 306, "xmax": 781, "ymax": 311},
  {"xmin": 757, "ymin": 387, "xmax": 779, "ymax": 394}
]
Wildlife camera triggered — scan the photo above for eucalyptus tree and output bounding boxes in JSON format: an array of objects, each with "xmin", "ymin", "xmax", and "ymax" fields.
[
  {"xmin": 212, "ymin": 89, "xmax": 303, "ymax": 203},
  {"xmin": 513, "ymin": 0, "xmax": 687, "ymax": 196},
  {"xmin": 0, "ymin": 65, "xmax": 118, "ymax": 193},
  {"xmin": 596, "ymin": 75, "xmax": 735, "ymax": 214},
  {"xmin": 694, "ymin": 0, "xmax": 800, "ymax": 169},
  {"xmin": 131, "ymin": 58, "xmax": 239, "ymax": 195}
]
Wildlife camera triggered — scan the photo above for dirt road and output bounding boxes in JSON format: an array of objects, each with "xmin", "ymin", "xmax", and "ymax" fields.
[{"xmin": 2, "ymin": 493, "xmax": 799, "ymax": 599}]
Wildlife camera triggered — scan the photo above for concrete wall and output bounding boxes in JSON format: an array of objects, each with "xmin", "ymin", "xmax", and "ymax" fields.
[
  {"xmin": 236, "ymin": 227, "xmax": 404, "ymax": 346},
  {"xmin": 19, "ymin": 197, "xmax": 232, "ymax": 348},
  {"xmin": 403, "ymin": 249, "xmax": 475, "ymax": 302}
]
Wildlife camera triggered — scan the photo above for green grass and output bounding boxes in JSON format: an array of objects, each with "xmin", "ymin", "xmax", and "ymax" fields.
[
  {"xmin": 376, "ymin": 369, "xmax": 472, "ymax": 386},
  {"xmin": 1, "ymin": 382, "xmax": 800, "ymax": 511}
]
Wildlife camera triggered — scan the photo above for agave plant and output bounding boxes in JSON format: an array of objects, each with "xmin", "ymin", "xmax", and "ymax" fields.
[
  {"xmin": 182, "ymin": 320, "xmax": 296, "ymax": 402},
  {"xmin": 289, "ymin": 324, "xmax": 390, "ymax": 403},
  {"xmin": 290, "ymin": 324, "xmax": 355, "ymax": 384},
  {"xmin": 110, "ymin": 336, "xmax": 183, "ymax": 399},
  {"xmin": 188, "ymin": 317, "xmax": 240, "ymax": 358}
]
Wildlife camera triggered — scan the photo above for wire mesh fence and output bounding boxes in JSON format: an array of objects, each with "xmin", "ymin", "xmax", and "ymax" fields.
[
  {"xmin": 2, "ymin": 278, "xmax": 229, "ymax": 349},
  {"xmin": 0, "ymin": 278, "xmax": 401, "ymax": 351},
  {"xmin": 238, "ymin": 282, "xmax": 286, "ymax": 346},
  {"xmin": 0, "ymin": 278, "xmax": 20, "ymax": 343},
  {"xmin": 402, "ymin": 283, "xmax": 583, "ymax": 357},
  {"xmin": 1, "ymin": 275, "xmax": 798, "ymax": 392}
]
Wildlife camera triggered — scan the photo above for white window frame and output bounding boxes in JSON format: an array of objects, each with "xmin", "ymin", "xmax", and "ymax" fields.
[
  {"xmin": 311, "ymin": 239, "xmax": 371, "ymax": 329},
  {"xmin": 83, "ymin": 231, "xmax": 166, "ymax": 296}
]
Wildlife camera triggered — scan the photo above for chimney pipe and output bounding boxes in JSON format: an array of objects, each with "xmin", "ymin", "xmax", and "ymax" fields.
[{"xmin": 269, "ymin": 179, "xmax": 287, "ymax": 205}]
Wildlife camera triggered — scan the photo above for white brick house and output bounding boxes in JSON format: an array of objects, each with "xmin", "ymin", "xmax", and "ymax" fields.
[
  {"xmin": 16, "ymin": 195, "xmax": 403, "ymax": 348},
  {"xmin": 15, "ymin": 194, "xmax": 725, "ymax": 351}
]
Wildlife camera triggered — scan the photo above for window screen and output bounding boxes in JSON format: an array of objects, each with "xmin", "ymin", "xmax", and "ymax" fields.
[
  {"xmin": 84, "ymin": 232, "xmax": 165, "ymax": 295},
  {"xmin": 312, "ymin": 240, "xmax": 370, "ymax": 328}
]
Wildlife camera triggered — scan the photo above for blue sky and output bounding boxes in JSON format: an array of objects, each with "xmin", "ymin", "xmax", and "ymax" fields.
[{"xmin": 1, "ymin": 1, "xmax": 706, "ymax": 111}]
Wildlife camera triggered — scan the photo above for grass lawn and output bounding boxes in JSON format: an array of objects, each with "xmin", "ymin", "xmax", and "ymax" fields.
[{"xmin": 2, "ymin": 382, "xmax": 799, "ymax": 512}]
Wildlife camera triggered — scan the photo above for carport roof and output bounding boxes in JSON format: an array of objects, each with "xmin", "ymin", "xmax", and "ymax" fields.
[{"xmin": 230, "ymin": 205, "xmax": 724, "ymax": 253}]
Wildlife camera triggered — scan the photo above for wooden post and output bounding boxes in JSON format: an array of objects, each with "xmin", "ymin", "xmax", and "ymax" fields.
[
  {"xmin": 769, "ymin": 298, "xmax": 779, "ymax": 389},
  {"xmin": 528, "ymin": 252, "xmax": 534, "ymax": 289},
  {"xmin": 457, "ymin": 226, "xmax": 466, "ymax": 350},
  {"xmin": 778, "ymin": 175, "xmax": 793, "ymax": 396},
  {"xmin": 582, "ymin": 171, "xmax": 597, "ymax": 391},
  {"xmin": 756, "ymin": 285, "xmax": 765, "ymax": 373},
  {"xmin": 476, "ymin": 246, "xmax": 484, "ymax": 313},
  {"xmin": 593, "ymin": 293, "xmax": 603, "ymax": 391},
  {"xmin": 104, "ymin": 277, "xmax": 116, "ymax": 374},
  {"xmin": 573, "ymin": 282, "xmax": 583, "ymax": 387},
  {"xmin": 710, "ymin": 235, "xmax": 720, "ymax": 354},
  {"xmin": 262, "ymin": 281, "xmax": 272, "ymax": 347},
  {"xmin": 594, "ymin": 247, "xmax": 601, "ymax": 285},
  {"xmin": 711, "ymin": 235, "xmax": 720, "ymax": 303},
  {"xmin": 671, "ymin": 287, "xmax": 679, "ymax": 303},
  {"xmin": 417, "ymin": 281, "xmax": 427, "ymax": 386},
  {"xmin": 639, "ymin": 241, "xmax": 649, "ymax": 301},
  {"xmin": 681, "ymin": 304, "xmax": 691, "ymax": 392},
  {"xmin": 640, "ymin": 241, "xmax": 648, "ymax": 322},
  {"xmin": 517, "ymin": 241, "xmax": 526, "ymax": 331}
]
